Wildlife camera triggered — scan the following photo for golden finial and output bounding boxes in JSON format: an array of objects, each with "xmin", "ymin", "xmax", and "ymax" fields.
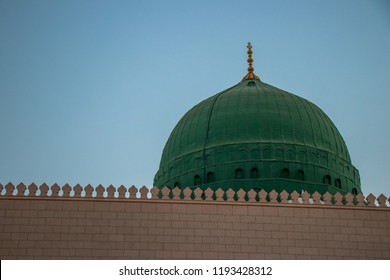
[{"xmin": 242, "ymin": 42, "xmax": 260, "ymax": 81}]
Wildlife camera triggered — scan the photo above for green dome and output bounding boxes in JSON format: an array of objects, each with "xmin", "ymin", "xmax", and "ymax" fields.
[{"xmin": 154, "ymin": 79, "xmax": 361, "ymax": 195}]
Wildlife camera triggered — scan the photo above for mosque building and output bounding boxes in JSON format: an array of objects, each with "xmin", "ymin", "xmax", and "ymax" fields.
[
  {"xmin": 154, "ymin": 43, "xmax": 361, "ymax": 196},
  {"xmin": 2, "ymin": 44, "xmax": 389, "ymax": 261}
]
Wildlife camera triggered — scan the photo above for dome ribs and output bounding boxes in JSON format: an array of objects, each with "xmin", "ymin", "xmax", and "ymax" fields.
[{"xmin": 154, "ymin": 80, "xmax": 360, "ymax": 195}]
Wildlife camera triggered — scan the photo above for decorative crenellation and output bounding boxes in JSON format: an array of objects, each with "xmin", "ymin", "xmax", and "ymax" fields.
[{"xmin": 0, "ymin": 182, "xmax": 389, "ymax": 208}]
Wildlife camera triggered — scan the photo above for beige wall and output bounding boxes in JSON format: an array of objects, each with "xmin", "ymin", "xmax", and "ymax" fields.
[{"xmin": 1, "ymin": 196, "xmax": 389, "ymax": 259}]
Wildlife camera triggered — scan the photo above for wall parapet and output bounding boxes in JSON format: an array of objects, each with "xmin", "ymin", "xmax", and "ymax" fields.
[{"xmin": 0, "ymin": 183, "xmax": 389, "ymax": 208}]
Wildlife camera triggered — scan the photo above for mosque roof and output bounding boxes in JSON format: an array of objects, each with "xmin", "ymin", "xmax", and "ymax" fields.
[{"xmin": 154, "ymin": 43, "xmax": 361, "ymax": 195}]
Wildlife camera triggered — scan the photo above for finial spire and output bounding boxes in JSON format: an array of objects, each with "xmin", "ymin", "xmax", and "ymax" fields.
[{"xmin": 242, "ymin": 42, "xmax": 260, "ymax": 81}]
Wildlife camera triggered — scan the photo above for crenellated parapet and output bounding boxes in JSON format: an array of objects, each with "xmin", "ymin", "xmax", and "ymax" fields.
[
  {"xmin": 0, "ymin": 182, "xmax": 389, "ymax": 208},
  {"xmin": 0, "ymin": 183, "xmax": 150, "ymax": 199}
]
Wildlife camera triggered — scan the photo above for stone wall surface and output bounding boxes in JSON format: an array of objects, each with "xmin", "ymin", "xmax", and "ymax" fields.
[{"xmin": 0, "ymin": 184, "xmax": 389, "ymax": 259}]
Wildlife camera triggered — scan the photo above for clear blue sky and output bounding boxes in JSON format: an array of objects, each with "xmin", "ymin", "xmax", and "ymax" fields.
[{"xmin": 0, "ymin": 0, "xmax": 389, "ymax": 196}]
